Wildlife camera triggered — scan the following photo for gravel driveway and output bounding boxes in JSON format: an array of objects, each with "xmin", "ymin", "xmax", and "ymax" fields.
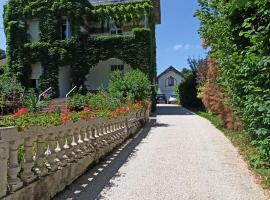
[{"xmin": 54, "ymin": 105, "xmax": 268, "ymax": 200}]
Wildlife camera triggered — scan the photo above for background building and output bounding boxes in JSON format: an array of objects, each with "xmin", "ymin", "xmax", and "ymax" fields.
[{"xmin": 157, "ymin": 66, "xmax": 183, "ymax": 98}]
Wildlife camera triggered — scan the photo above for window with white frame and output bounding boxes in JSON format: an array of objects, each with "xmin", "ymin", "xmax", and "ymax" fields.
[
  {"xmin": 109, "ymin": 20, "xmax": 123, "ymax": 35},
  {"xmin": 61, "ymin": 17, "xmax": 72, "ymax": 40},
  {"xmin": 111, "ymin": 65, "xmax": 124, "ymax": 72}
]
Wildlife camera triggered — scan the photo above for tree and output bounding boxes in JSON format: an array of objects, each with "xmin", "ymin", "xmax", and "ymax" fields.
[
  {"xmin": 196, "ymin": 0, "xmax": 270, "ymax": 160},
  {"xmin": 177, "ymin": 58, "xmax": 205, "ymax": 109}
]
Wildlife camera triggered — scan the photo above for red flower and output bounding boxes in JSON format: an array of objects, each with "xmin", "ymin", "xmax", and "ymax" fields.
[
  {"xmin": 83, "ymin": 105, "xmax": 93, "ymax": 112},
  {"xmin": 60, "ymin": 110, "xmax": 70, "ymax": 123},
  {"xmin": 81, "ymin": 112, "xmax": 86, "ymax": 120},
  {"xmin": 11, "ymin": 107, "xmax": 29, "ymax": 120},
  {"xmin": 90, "ymin": 113, "xmax": 95, "ymax": 119}
]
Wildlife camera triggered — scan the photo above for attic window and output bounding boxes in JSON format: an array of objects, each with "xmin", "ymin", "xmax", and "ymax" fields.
[
  {"xmin": 167, "ymin": 76, "xmax": 175, "ymax": 87},
  {"xmin": 61, "ymin": 17, "xmax": 72, "ymax": 40}
]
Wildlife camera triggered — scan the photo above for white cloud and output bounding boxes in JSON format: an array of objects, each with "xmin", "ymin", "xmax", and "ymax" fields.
[
  {"xmin": 174, "ymin": 44, "xmax": 183, "ymax": 51},
  {"xmin": 173, "ymin": 43, "xmax": 201, "ymax": 51}
]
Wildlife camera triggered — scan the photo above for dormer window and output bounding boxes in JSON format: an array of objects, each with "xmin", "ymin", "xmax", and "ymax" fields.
[
  {"xmin": 61, "ymin": 17, "xmax": 72, "ymax": 40},
  {"xmin": 109, "ymin": 20, "xmax": 122, "ymax": 35}
]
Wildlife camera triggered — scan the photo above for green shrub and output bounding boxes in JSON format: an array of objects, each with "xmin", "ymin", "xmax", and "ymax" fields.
[
  {"xmin": 177, "ymin": 74, "xmax": 203, "ymax": 108},
  {"xmin": 108, "ymin": 69, "xmax": 151, "ymax": 102},
  {"xmin": 196, "ymin": 0, "xmax": 270, "ymax": 161},
  {"xmin": 0, "ymin": 75, "xmax": 24, "ymax": 114},
  {"xmin": 22, "ymin": 90, "xmax": 48, "ymax": 113},
  {"xmin": 68, "ymin": 91, "xmax": 125, "ymax": 112}
]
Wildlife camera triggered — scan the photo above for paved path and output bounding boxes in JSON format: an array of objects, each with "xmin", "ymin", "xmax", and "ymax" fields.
[{"xmin": 54, "ymin": 105, "xmax": 268, "ymax": 200}]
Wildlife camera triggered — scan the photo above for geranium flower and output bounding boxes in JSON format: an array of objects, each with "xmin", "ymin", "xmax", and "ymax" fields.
[{"xmin": 11, "ymin": 107, "xmax": 29, "ymax": 120}]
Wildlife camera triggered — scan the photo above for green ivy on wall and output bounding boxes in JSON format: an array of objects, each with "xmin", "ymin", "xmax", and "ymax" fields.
[{"xmin": 4, "ymin": 0, "xmax": 156, "ymax": 97}]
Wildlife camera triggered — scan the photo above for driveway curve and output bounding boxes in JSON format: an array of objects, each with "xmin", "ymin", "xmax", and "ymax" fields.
[{"xmin": 54, "ymin": 105, "xmax": 268, "ymax": 200}]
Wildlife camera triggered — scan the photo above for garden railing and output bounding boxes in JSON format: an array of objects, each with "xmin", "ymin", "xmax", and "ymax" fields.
[{"xmin": 0, "ymin": 107, "xmax": 150, "ymax": 200}]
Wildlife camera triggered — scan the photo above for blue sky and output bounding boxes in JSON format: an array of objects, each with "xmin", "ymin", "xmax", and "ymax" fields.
[{"xmin": 0, "ymin": 0, "xmax": 206, "ymax": 74}]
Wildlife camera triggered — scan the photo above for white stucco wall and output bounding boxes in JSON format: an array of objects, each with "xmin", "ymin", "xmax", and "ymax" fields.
[
  {"xmin": 27, "ymin": 19, "xmax": 40, "ymax": 42},
  {"xmin": 158, "ymin": 70, "xmax": 183, "ymax": 99},
  {"xmin": 59, "ymin": 66, "xmax": 71, "ymax": 97},
  {"xmin": 85, "ymin": 58, "xmax": 132, "ymax": 91}
]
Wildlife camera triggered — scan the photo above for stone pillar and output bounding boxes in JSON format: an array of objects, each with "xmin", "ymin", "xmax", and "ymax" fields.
[
  {"xmin": 47, "ymin": 133, "xmax": 58, "ymax": 172},
  {"xmin": 0, "ymin": 141, "xmax": 9, "ymax": 198},
  {"xmin": 35, "ymin": 135, "xmax": 48, "ymax": 177},
  {"xmin": 20, "ymin": 137, "xmax": 36, "ymax": 183},
  {"xmin": 8, "ymin": 140, "xmax": 23, "ymax": 192}
]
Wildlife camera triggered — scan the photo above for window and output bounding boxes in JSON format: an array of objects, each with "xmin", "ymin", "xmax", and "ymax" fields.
[
  {"xmin": 30, "ymin": 79, "xmax": 39, "ymax": 88},
  {"xmin": 167, "ymin": 76, "xmax": 175, "ymax": 87},
  {"xmin": 28, "ymin": 20, "xmax": 40, "ymax": 42},
  {"xmin": 109, "ymin": 20, "xmax": 123, "ymax": 35},
  {"xmin": 61, "ymin": 17, "xmax": 72, "ymax": 40},
  {"xmin": 111, "ymin": 65, "xmax": 124, "ymax": 72},
  {"xmin": 110, "ymin": 28, "xmax": 123, "ymax": 35}
]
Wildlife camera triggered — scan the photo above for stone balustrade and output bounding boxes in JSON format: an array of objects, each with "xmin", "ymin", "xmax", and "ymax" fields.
[{"xmin": 0, "ymin": 108, "xmax": 149, "ymax": 200}]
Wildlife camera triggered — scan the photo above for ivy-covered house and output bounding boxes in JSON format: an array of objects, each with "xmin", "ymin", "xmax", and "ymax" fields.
[{"xmin": 4, "ymin": 0, "xmax": 161, "ymax": 97}]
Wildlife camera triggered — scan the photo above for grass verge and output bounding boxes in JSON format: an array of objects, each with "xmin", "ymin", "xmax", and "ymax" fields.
[{"xmin": 194, "ymin": 110, "xmax": 270, "ymax": 190}]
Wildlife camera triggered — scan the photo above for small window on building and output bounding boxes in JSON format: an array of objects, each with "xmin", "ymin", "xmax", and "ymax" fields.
[
  {"xmin": 61, "ymin": 17, "xmax": 72, "ymax": 40},
  {"xmin": 30, "ymin": 79, "xmax": 39, "ymax": 89},
  {"xmin": 167, "ymin": 76, "xmax": 175, "ymax": 87},
  {"xmin": 111, "ymin": 65, "xmax": 124, "ymax": 72},
  {"xmin": 110, "ymin": 21, "xmax": 123, "ymax": 35}
]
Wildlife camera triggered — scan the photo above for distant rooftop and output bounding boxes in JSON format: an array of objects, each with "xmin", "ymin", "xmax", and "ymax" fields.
[{"xmin": 89, "ymin": 0, "xmax": 144, "ymax": 6}]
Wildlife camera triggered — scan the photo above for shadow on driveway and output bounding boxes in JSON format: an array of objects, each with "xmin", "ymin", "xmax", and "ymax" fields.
[
  {"xmin": 156, "ymin": 104, "xmax": 195, "ymax": 116},
  {"xmin": 53, "ymin": 119, "xmax": 156, "ymax": 200}
]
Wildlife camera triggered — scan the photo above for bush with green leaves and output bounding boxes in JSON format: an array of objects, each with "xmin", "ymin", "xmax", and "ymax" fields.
[
  {"xmin": 108, "ymin": 70, "xmax": 151, "ymax": 102},
  {"xmin": 176, "ymin": 58, "xmax": 204, "ymax": 109},
  {"xmin": 0, "ymin": 75, "xmax": 24, "ymax": 115},
  {"xmin": 177, "ymin": 73, "xmax": 203, "ymax": 109},
  {"xmin": 68, "ymin": 91, "xmax": 125, "ymax": 112},
  {"xmin": 196, "ymin": 0, "xmax": 270, "ymax": 160},
  {"xmin": 22, "ymin": 90, "xmax": 49, "ymax": 113}
]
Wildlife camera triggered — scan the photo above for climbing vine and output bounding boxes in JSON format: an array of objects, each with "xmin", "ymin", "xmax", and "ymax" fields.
[{"xmin": 3, "ymin": 0, "xmax": 156, "ymax": 97}]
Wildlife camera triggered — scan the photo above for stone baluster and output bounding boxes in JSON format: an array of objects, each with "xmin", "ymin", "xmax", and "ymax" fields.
[
  {"xmin": 108, "ymin": 122, "xmax": 114, "ymax": 144},
  {"xmin": 35, "ymin": 135, "xmax": 48, "ymax": 177},
  {"xmin": 73, "ymin": 128, "xmax": 82, "ymax": 159},
  {"xmin": 20, "ymin": 137, "xmax": 36, "ymax": 183},
  {"xmin": 86, "ymin": 126, "xmax": 96, "ymax": 152},
  {"xmin": 111, "ymin": 122, "xmax": 117, "ymax": 142},
  {"xmin": 56, "ymin": 130, "xmax": 67, "ymax": 167},
  {"xmin": 100, "ymin": 123, "xmax": 107, "ymax": 147},
  {"xmin": 7, "ymin": 140, "xmax": 23, "ymax": 192},
  {"xmin": 66, "ymin": 128, "xmax": 76, "ymax": 162},
  {"xmin": 94, "ymin": 124, "xmax": 101, "ymax": 148},
  {"xmin": 80, "ymin": 127, "xmax": 89, "ymax": 155},
  {"xmin": 93, "ymin": 126, "xmax": 100, "ymax": 148},
  {"xmin": 124, "ymin": 117, "xmax": 129, "ymax": 137},
  {"xmin": 47, "ymin": 133, "xmax": 58, "ymax": 171},
  {"xmin": 102, "ymin": 123, "xmax": 108, "ymax": 146},
  {"xmin": 0, "ymin": 141, "xmax": 9, "ymax": 198}
]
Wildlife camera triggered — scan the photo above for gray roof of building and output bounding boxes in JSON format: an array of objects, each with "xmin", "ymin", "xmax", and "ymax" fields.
[{"xmin": 157, "ymin": 66, "xmax": 183, "ymax": 79}]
